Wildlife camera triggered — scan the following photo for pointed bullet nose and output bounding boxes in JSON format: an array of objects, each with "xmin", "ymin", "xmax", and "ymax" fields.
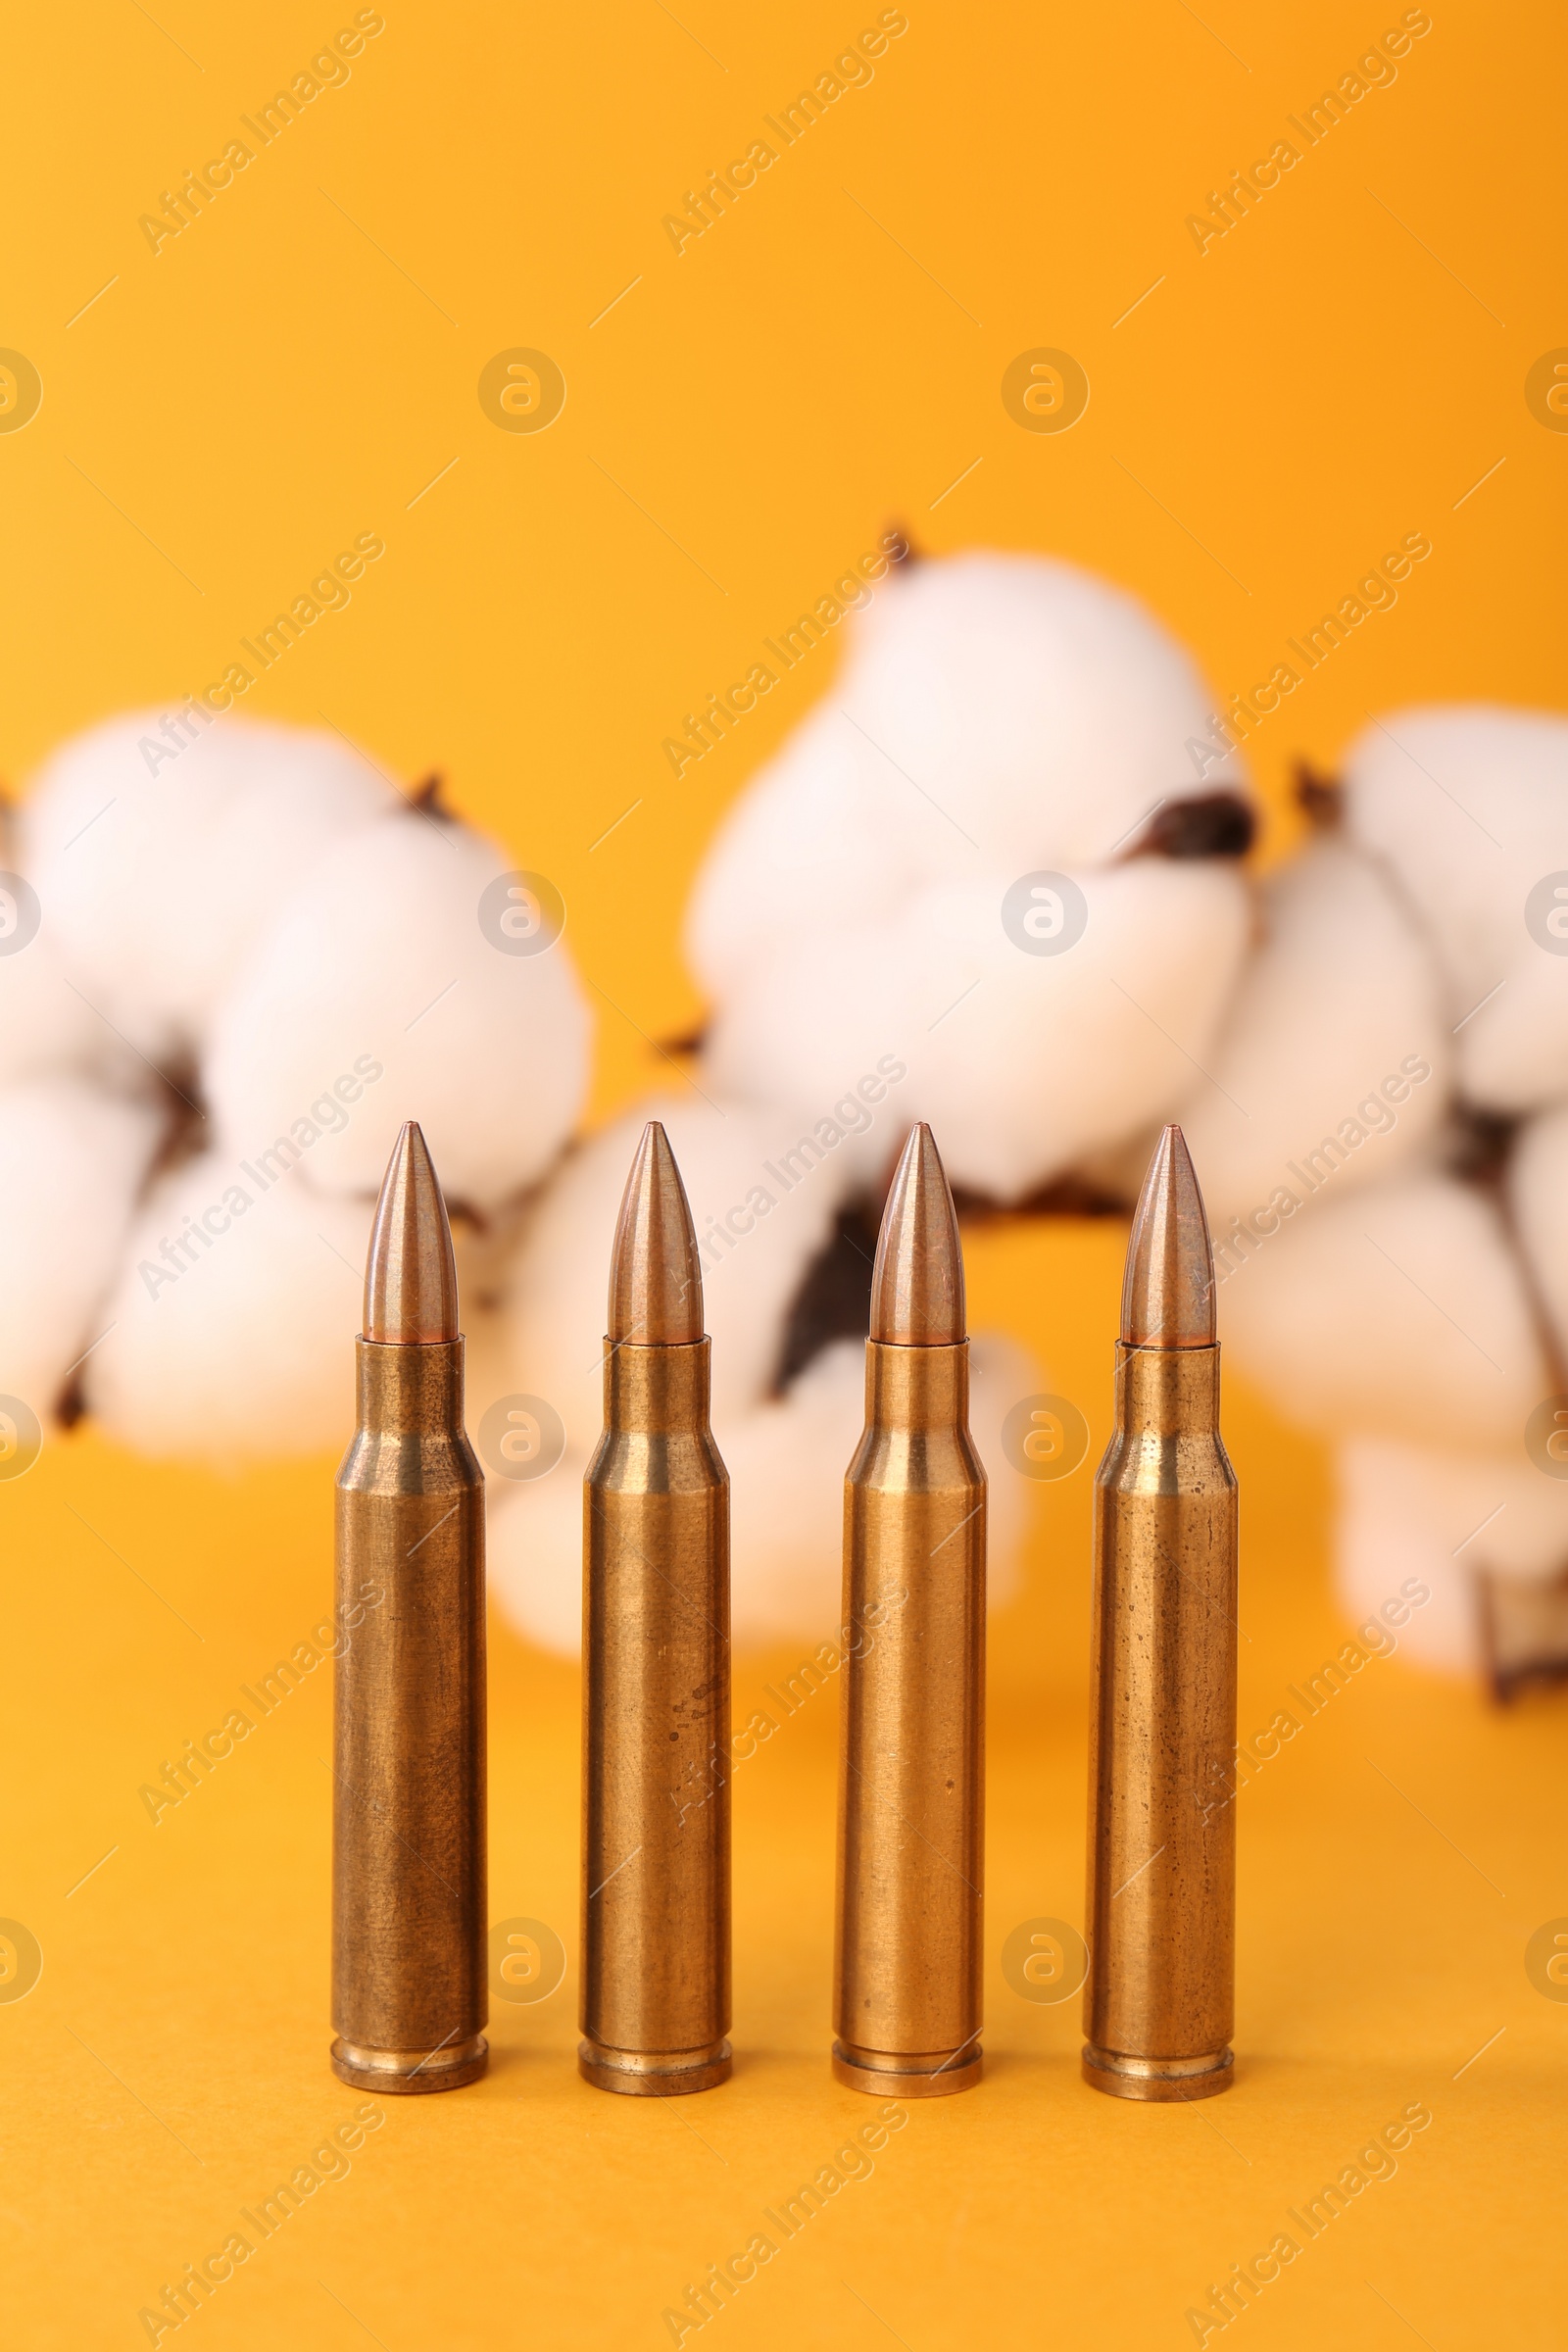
[
  {"xmin": 869, "ymin": 1122, "xmax": 965, "ymax": 1345},
  {"xmin": 1121, "ymin": 1124, "xmax": 1216, "ymax": 1348},
  {"xmin": 364, "ymin": 1120, "xmax": 461, "ymax": 1344},
  {"xmin": 608, "ymin": 1122, "xmax": 705, "ymax": 1346}
]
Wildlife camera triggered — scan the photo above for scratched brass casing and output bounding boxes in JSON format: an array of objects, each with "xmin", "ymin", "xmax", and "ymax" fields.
[
  {"xmin": 834, "ymin": 1339, "xmax": 986, "ymax": 2095},
  {"xmin": 581, "ymin": 1339, "xmax": 731, "ymax": 2093},
  {"xmin": 1083, "ymin": 1341, "xmax": 1237, "ymax": 2099},
  {"xmin": 331, "ymin": 1337, "xmax": 488, "ymax": 2092}
]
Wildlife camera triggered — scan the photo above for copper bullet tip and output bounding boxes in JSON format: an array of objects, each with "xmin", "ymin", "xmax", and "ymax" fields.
[
  {"xmin": 869, "ymin": 1122, "xmax": 965, "ymax": 1346},
  {"xmin": 608, "ymin": 1121, "xmax": 705, "ymax": 1347},
  {"xmin": 1120, "ymin": 1124, "xmax": 1216, "ymax": 1348},
  {"xmin": 363, "ymin": 1120, "xmax": 461, "ymax": 1344}
]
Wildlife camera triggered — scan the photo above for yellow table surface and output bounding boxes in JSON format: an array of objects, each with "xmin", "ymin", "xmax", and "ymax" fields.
[{"xmin": 6, "ymin": 1213, "xmax": 1564, "ymax": 2348}]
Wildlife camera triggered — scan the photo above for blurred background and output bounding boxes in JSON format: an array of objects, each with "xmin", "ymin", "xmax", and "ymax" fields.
[{"xmin": 4, "ymin": 2, "xmax": 1566, "ymax": 2345}]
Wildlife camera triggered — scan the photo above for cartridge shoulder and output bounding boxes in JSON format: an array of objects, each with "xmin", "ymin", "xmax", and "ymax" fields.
[
  {"xmin": 337, "ymin": 1426, "xmax": 483, "ymax": 1498},
  {"xmin": 586, "ymin": 1426, "xmax": 728, "ymax": 1498},
  {"xmin": 847, "ymin": 1419, "xmax": 987, "ymax": 1496},
  {"xmin": 1094, "ymin": 1427, "xmax": 1237, "ymax": 1499}
]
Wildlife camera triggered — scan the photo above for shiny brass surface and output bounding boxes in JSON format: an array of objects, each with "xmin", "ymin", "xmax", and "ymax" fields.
[
  {"xmin": 607, "ymin": 1120, "xmax": 704, "ymax": 1346},
  {"xmin": 835, "ymin": 1128, "xmax": 985, "ymax": 2097},
  {"xmin": 1084, "ymin": 1135, "xmax": 1238, "ymax": 2100},
  {"xmin": 581, "ymin": 1338, "xmax": 731, "ymax": 2093},
  {"xmin": 1120, "ymin": 1124, "xmax": 1215, "ymax": 1349},
  {"xmin": 364, "ymin": 1120, "xmax": 460, "ymax": 1345},
  {"xmin": 331, "ymin": 1128, "xmax": 486, "ymax": 2094},
  {"xmin": 582, "ymin": 1125, "xmax": 730, "ymax": 2095},
  {"xmin": 869, "ymin": 1123, "xmax": 965, "ymax": 1346}
]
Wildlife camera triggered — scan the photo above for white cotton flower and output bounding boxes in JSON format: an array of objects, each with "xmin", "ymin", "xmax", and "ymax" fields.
[
  {"xmin": 1217, "ymin": 1171, "xmax": 1544, "ymax": 1451},
  {"xmin": 1179, "ymin": 836, "xmax": 1449, "ymax": 1235},
  {"xmin": 0, "ymin": 907, "xmax": 139, "ymax": 1093},
  {"xmin": 1343, "ymin": 705, "xmax": 1568, "ymax": 1112},
  {"xmin": 1507, "ymin": 1103, "xmax": 1568, "ymax": 1363},
  {"xmin": 0, "ymin": 1078, "xmax": 165, "ymax": 1429},
  {"xmin": 686, "ymin": 550, "xmax": 1255, "ymax": 1200},
  {"xmin": 1335, "ymin": 1435, "xmax": 1568, "ymax": 1674},
  {"xmin": 85, "ymin": 1150, "xmax": 372, "ymax": 1462},
  {"xmin": 704, "ymin": 858, "xmax": 1250, "ymax": 1201},
  {"xmin": 203, "ymin": 814, "xmax": 592, "ymax": 1212},
  {"xmin": 687, "ymin": 552, "xmax": 1250, "ymax": 999},
  {"xmin": 19, "ymin": 712, "xmax": 395, "ymax": 1064}
]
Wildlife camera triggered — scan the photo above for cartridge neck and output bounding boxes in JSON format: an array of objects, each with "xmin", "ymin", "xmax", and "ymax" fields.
[
  {"xmin": 355, "ymin": 1336, "xmax": 466, "ymax": 1432},
  {"xmin": 865, "ymin": 1339, "xmax": 969, "ymax": 1430},
  {"xmin": 602, "ymin": 1337, "xmax": 711, "ymax": 1432},
  {"xmin": 1111, "ymin": 1340, "xmax": 1220, "ymax": 1435}
]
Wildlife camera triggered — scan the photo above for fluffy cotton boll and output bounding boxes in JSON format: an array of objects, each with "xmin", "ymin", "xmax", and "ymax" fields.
[
  {"xmin": 498, "ymin": 1094, "xmax": 857, "ymax": 1459},
  {"xmin": 1218, "ymin": 1172, "xmax": 1545, "ymax": 1451},
  {"xmin": 204, "ymin": 815, "xmax": 591, "ymax": 1211},
  {"xmin": 704, "ymin": 859, "xmax": 1250, "ymax": 1201},
  {"xmin": 1334, "ymin": 1439, "xmax": 1480, "ymax": 1674},
  {"xmin": 684, "ymin": 706, "xmax": 906, "ymax": 1001},
  {"xmin": 723, "ymin": 1339, "xmax": 869, "ymax": 1645},
  {"xmin": 1179, "ymin": 838, "xmax": 1449, "ymax": 1234},
  {"xmin": 21, "ymin": 712, "xmax": 395, "ymax": 1063},
  {"xmin": 686, "ymin": 552, "xmax": 1250, "ymax": 1000},
  {"xmin": 488, "ymin": 1329, "xmax": 1042, "ymax": 1658},
  {"xmin": 835, "ymin": 554, "xmax": 1250, "ymax": 854},
  {"xmin": 1334, "ymin": 1435, "xmax": 1568, "ymax": 1673},
  {"xmin": 485, "ymin": 1452, "xmax": 589, "ymax": 1657},
  {"xmin": 86, "ymin": 1153, "xmax": 371, "ymax": 1462},
  {"xmin": 1507, "ymin": 1104, "xmax": 1568, "ymax": 1364},
  {"xmin": 1458, "ymin": 939, "xmax": 1568, "ymax": 1116},
  {"xmin": 0, "ymin": 1079, "xmax": 165, "ymax": 1428},
  {"xmin": 0, "ymin": 908, "xmax": 140, "ymax": 1093},
  {"xmin": 1343, "ymin": 705, "xmax": 1568, "ymax": 1111}
]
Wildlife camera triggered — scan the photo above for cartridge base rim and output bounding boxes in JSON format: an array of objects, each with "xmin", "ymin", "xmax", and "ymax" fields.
[
  {"xmin": 831, "ymin": 2041, "xmax": 982, "ymax": 2098},
  {"xmin": 330, "ymin": 2034, "xmax": 488, "ymax": 2094},
  {"xmin": 1081, "ymin": 2043, "xmax": 1233, "ymax": 2101},
  {"xmin": 577, "ymin": 2038, "xmax": 732, "ymax": 2096}
]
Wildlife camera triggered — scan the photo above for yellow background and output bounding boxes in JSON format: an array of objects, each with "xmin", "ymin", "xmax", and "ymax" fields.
[{"xmin": 4, "ymin": 1, "xmax": 1566, "ymax": 2343}]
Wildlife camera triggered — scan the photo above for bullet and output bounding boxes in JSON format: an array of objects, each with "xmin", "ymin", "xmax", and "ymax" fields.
[
  {"xmin": 330, "ymin": 1122, "xmax": 487, "ymax": 2093},
  {"xmin": 834, "ymin": 1123, "xmax": 985, "ymax": 2096},
  {"xmin": 580, "ymin": 1122, "xmax": 731, "ymax": 2094},
  {"xmin": 1083, "ymin": 1123, "xmax": 1238, "ymax": 2100}
]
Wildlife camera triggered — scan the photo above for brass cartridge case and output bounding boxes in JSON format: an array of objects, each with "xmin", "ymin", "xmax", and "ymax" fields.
[
  {"xmin": 834, "ymin": 1340, "xmax": 986, "ymax": 2096},
  {"xmin": 581, "ymin": 1337, "xmax": 731, "ymax": 2093},
  {"xmin": 331, "ymin": 1335, "xmax": 488, "ymax": 2091},
  {"xmin": 1083, "ymin": 1340, "xmax": 1237, "ymax": 2099}
]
